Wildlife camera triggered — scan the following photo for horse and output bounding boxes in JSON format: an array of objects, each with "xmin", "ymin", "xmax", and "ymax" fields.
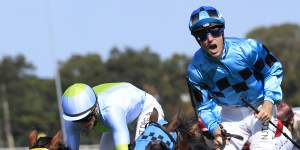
[
  {"xmin": 28, "ymin": 129, "xmax": 69, "ymax": 150},
  {"xmin": 132, "ymin": 108, "xmax": 210, "ymax": 150}
]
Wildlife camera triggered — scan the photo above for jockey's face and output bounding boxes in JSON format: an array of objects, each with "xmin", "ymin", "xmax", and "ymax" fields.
[
  {"xmin": 194, "ymin": 25, "xmax": 224, "ymax": 59},
  {"xmin": 277, "ymin": 103, "xmax": 290, "ymax": 120},
  {"xmin": 80, "ymin": 113, "xmax": 97, "ymax": 130},
  {"xmin": 74, "ymin": 107, "xmax": 98, "ymax": 130}
]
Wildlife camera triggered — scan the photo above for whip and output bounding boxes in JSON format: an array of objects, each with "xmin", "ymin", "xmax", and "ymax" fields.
[{"xmin": 240, "ymin": 97, "xmax": 300, "ymax": 149}]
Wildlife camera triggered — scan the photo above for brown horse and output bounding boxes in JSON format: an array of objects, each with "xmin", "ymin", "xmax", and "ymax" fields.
[
  {"xmin": 28, "ymin": 130, "xmax": 69, "ymax": 150},
  {"xmin": 132, "ymin": 108, "xmax": 210, "ymax": 150}
]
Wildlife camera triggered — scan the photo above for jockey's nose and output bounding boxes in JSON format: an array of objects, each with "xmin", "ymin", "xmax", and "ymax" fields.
[{"xmin": 206, "ymin": 33, "xmax": 214, "ymax": 42}]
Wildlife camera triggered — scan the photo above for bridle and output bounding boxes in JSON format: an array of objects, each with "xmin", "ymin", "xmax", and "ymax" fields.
[
  {"xmin": 29, "ymin": 136, "xmax": 52, "ymax": 150},
  {"xmin": 29, "ymin": 136, "xmax": 69, "ymax": 150},
  {"xmin": 134, "ymin": 121, "xmax": 181, "ymax": 150}
]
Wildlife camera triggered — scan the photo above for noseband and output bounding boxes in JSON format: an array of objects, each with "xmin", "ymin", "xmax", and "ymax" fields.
[{"xmin": 134, "ymin": 121, "xmax": 181, "ymax": 150}]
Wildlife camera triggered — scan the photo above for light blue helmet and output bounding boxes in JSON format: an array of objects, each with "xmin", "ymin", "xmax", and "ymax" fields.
[
  {"xmin": 61, "ymin": 83, "xmax": 97, "ymax": 121},
  {"xmin": 189, "ymin": 6, "xmax": 225, "ymax": 34}
]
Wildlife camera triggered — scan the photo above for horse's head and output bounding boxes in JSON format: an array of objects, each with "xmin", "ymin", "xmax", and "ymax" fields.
[
  {"xmin": 28, "ymin": 130, "xmax": 69, "ymax": 150},
  {"xmin": 174, "ymin": 114, "xmax": 211, "ymax": 150},
  {"xmin": 133, "ymin": 108, "xmax": 208, "ymax": 150}
]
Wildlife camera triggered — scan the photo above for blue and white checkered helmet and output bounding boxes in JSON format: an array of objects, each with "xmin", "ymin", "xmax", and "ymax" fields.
[
  {"xmin": 189, "ymin": 6, "xmax": 225, "ymax": 33},
  {"xmin": 61, "ymin": 83, "xmax": 97, "ymax": 121}
]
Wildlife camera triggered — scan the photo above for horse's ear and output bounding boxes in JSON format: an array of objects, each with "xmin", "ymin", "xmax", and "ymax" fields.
[
  {"xmin": 166, "ymin": 111, "xmax": 181, "ymax": 132},
  {"xmin": 49, "ymin": 130, "xmax": 63, "ymax": 149},
  {"xmin": 28, "ymin": 129, "xmax": 38, "ymax": 148},
  {"xmin": 149, "ymin": 108, "xmax": 159, "ymax": 122}
]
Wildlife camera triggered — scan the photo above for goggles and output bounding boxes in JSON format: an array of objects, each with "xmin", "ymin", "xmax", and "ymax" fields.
[
  {"xmin": 73, "ymin": 106, "xmax": 97, "ymax": 123},
  {"xmin": 193, "ymin": 25, "xmax": 224, "ymax": 41}
]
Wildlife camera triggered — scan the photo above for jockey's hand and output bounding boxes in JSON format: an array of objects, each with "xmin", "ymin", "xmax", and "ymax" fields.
[
  {"xmin": 213, "ymin": 127, "xmax": 224, "ymax": 150},
  {"xmin": 214, "ymin": 135, "xmax": 223, "ymax": 150},
  {"xmin": 255, "ymin": 100, "xmax": 273, "ymax": 122}
]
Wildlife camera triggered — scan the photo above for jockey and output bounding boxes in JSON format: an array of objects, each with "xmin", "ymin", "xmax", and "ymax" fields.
[
  {"xmin": 61, "ymin": 82, "xmax": 165, "ymax": 150},
  {"xmin": 186, "ymin": 6, "xmax": 283, "ymax": 149}
]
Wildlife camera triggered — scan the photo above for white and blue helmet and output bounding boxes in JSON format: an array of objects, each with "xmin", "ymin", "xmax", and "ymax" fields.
[
  {"xmin": 61, "ymin": 83, "xmax": 97, "ymax": 121},
  {"xmin": 189, "ymin": 6, "xmax": 225, "ymax": 34}
]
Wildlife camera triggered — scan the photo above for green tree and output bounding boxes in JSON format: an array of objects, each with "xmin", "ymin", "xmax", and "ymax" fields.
[
  {"xmin": 0, "ymin": 55, "xmax": 33, "ymax": 146},
  {"xmin": 106, "ymin": 47, "xmax": 162, "ymax": 86},
  {"xmin": 0, "ymin": 55, "xmax": 60, "ymax": 146},
  {"xmin": 159, "ymin": 54, "xmax": 192, "ymax": 117},
  {"xmin": 11, "ymin": 77, "xmax": 58, "ymax": 145},
  {"xmin": 60, "ymin": 54, "xmax": 107, "ymax": 88}
]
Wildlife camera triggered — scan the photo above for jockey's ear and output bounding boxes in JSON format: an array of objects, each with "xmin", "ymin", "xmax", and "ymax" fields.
[
  {"xmin": 28, "ymin": 129, "xmax": 38, "ymax": 148},
  {"xmin": 49, "ymin": 130, "xmax": 63, "ymax": 150},
  {"xmin": 149, "ymin": 108, "xmax": 159, "ymax": 122}
]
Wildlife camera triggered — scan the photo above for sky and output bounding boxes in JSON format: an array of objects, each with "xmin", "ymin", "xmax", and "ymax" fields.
[{"xmin": 0, "ymin": 0, "xmax": 300, "ymax": 78}]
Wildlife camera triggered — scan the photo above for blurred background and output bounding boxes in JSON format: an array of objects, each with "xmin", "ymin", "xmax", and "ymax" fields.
[{"xmin": 1, "ymin": 0, "xmax": 300, "ymax": 148}]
